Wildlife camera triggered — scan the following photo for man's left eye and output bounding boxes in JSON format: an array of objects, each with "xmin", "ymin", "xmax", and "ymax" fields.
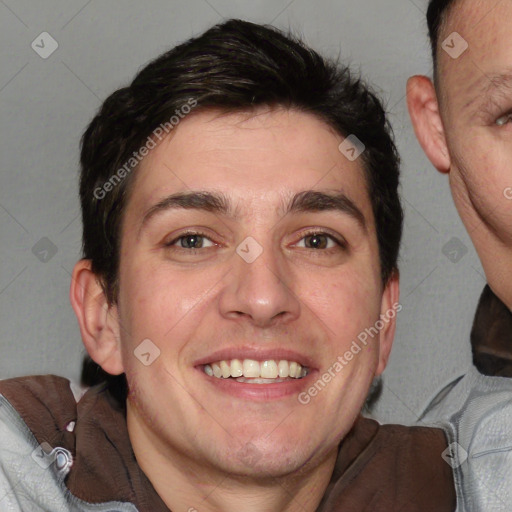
[
  {"xmin": 296, "ymin": 233, "xmax": 341, "ymax": 250},
  {"xmin": 495, "ymin": 112, "xmax": 512, "ymax": 126}
]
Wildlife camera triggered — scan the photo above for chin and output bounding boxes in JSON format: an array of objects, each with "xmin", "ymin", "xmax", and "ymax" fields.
[
  {"xmin": 223, "ymin": 436, "xmax": 327, "ymax": 479},
  {"xmin": 222, "ymin": 453, "xmax": 309, "ymax": 480}
]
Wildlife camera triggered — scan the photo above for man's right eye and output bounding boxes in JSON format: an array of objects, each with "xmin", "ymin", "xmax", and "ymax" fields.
[{"xmin": 165, "ymin": 232, "xmax": 215, "ymax": 250}]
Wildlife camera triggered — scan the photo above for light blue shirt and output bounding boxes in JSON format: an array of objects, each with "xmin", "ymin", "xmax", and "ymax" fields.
[{"xmin": 419, "ymin": 365, "xmax": 512, "ymax": 511}]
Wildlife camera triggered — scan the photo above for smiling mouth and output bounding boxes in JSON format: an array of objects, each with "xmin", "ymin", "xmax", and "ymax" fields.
[{"xmin": 203, "ymin": 358, "xmax": 309, "ymax": 383}]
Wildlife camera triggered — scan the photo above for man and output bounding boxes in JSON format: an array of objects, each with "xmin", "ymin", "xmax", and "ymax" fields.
[
  {"xmin": 0, "ymin": 18, "xmax": 505, "ymax": 511},
  {"xmin": 407, "ymin": 1, "xmax": 512, "ymax": 372},
  {"xmin": 406, "ymin": 1, "xmax": 512, "ymax": 509},
  {"xmin": 407, "ymin": 0, "xmax": 512, "ymax": 310}
]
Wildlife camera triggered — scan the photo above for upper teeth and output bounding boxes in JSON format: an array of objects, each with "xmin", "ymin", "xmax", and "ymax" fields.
[{"xmin": 203, "ymin": 359, "xmax": 308, "ymax": 379}]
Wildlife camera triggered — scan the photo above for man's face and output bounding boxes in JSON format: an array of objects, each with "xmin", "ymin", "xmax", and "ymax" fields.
[
  {"xmin": 435, "ymin": 0, "xmax": 512, "ymax": 303},
  {"xmin": 113, "ymin": 107, "xmax": 396, "ymax": 478}
]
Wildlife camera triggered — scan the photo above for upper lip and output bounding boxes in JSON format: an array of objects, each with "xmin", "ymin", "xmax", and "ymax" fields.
[{"xmin": 193, "ymin": 347, "xmax": 317, "ymax": 369}]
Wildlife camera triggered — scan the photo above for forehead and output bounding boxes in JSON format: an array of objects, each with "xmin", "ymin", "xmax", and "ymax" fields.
[
  {"xmin": 126, "ymin": 107, "xmax": 373, "ymax": 223},
  {"xmin": 437, "ymin": 0, "xmax": 512, "ymax": 105},
  {"xmin": 438, "ymin": 0, "xmax": 511, "ymax": 49}
]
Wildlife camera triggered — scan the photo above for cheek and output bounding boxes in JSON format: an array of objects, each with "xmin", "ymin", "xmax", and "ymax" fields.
[
  {"xmin": 299, "ymin": 267, "xmax": 381, "ymax": 343},
  {"xmin": 479, "ymin": 148, "xmax": 512, "ymax": 200},
  {"xmin": 120, "ymin": 254, "xmax": 213, "ymax": 323},
  {"xmin": 116, "ymin": 259, "xmax": 200, "ymax": 367},
  {"xmin": 117, "ymin": 253, "xmax": 233, "ymax": 377},
  {"xmin": 451, "ymin": 140, "xmax": 512, "ymax": 221},
  {"xmin": 450, "ymin": 125, "xmax": 510, "ymax": 189}
]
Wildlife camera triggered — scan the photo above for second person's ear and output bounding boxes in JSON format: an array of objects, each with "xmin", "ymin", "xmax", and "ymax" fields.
[{"xmin": 406, "ymin": 75, "xmax": 451, "ymax": 174}]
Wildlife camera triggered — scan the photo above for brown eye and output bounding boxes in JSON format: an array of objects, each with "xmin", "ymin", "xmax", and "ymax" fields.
[
  {"xmin": 296, "ymin": 232, "xmax": 344, "ymax": 250},
  {"xmin": 304, "ymin": 233, "xmax": 330, "ymax": 249}
]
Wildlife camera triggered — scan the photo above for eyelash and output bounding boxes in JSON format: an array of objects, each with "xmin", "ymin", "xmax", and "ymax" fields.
[{"xmin": 164, "ymin": 229, "xmax": 346, "ymax": 255}]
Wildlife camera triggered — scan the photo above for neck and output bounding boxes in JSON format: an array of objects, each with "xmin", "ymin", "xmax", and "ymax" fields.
[{"xmin": 126, "ymin": 402, "xmax": 338, "ymax": 512}]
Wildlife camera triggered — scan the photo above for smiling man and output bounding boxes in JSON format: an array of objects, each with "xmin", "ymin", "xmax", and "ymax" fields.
[
  {"xmin": 91, "ymin": 105, "xmax": 400, "ymax": 510},
  {"xmin": 3, "ymin": 18, "xmax": 508, "ymax": 512}
]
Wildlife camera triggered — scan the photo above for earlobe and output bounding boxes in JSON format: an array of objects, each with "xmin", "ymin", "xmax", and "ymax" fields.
[
  {"xmin": 375, "ymin": 271, "xmax": 400, "ymax": 376},
  {"xmin": 406, "ymin": 75, "xmax": 451, "ymax": 174},
  {"xmin": 69, "ymin": 260, "xmax": 124, "ymax": 375}
]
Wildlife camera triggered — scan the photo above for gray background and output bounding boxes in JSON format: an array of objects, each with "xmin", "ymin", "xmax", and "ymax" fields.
[{"xmin": 0, "ymin": 0, "xmax": 482, "ymax": 425}]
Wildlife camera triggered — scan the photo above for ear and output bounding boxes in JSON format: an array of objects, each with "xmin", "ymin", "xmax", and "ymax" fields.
[
  {"xmin": 406, "ymin": 75, "xmax": 451, "ymax": 174},
  {"xmin": 375, "ymin": 270, "xmax": 400, "ymax": 376},
  {"xmin": 69, "ymin": 259, "xmax": 124, "ymax": 375}
]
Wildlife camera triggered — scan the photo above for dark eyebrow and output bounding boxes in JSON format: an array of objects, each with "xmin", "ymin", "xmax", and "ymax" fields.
[
  {"xmin": 139, "ymin": 189, "xmax": 366, "ymax": 235},
  {"xmin": 140, "ymin": 191, "xmax": 232, "ymax": 233},
  {"xmin": 286, "ymin": 190, "xmax": 366, "ymax": 230}
]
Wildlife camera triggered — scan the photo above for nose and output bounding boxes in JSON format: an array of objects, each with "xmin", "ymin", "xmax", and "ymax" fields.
[{"xmin": 218, "ymin": 242, "xmax": 301, "ymax": 328}]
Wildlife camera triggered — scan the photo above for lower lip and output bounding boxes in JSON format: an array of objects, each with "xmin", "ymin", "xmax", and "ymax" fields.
[{"xmin": 196, "ymin": 367, "xmax": 317, "ymax": 401}]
